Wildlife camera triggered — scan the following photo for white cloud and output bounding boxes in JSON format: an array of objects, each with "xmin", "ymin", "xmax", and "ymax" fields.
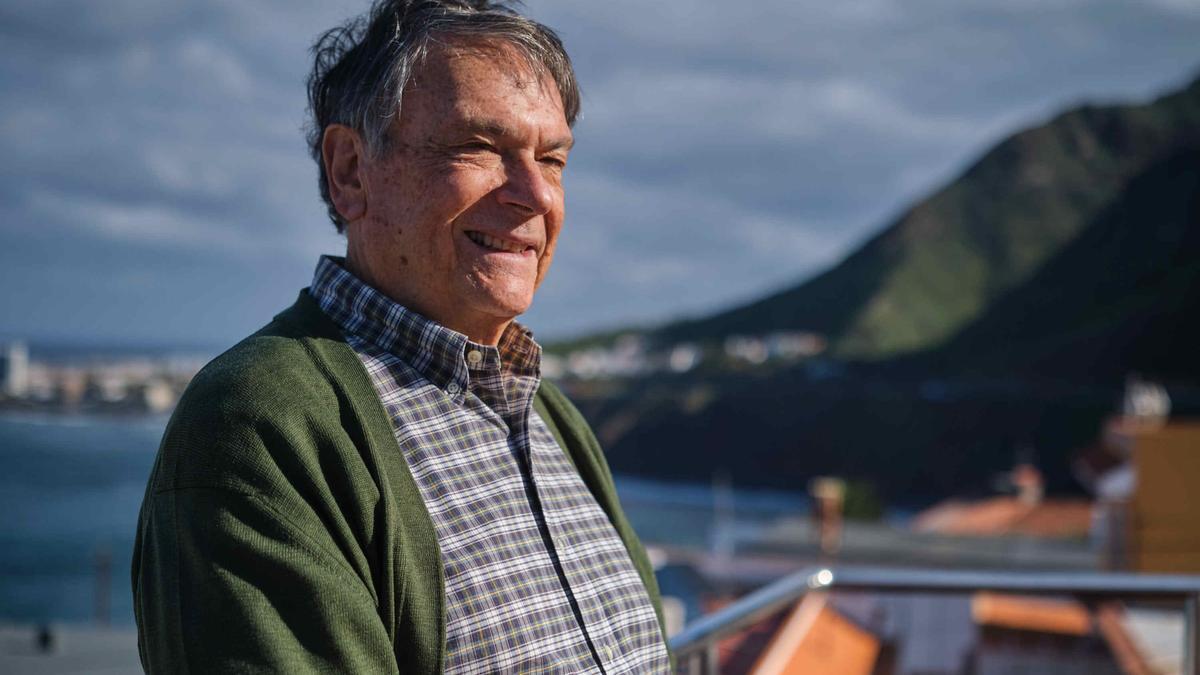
[
  {"xmin": 28, "ymin": 190, "xmax": 244, "ymax": 252},
  {"xmin": 176, "ymin": 38, "xmax": 256, "ymax": 98},
  {"xmin": 2, "ymin": 0, "xmax": 1199, "ymax": 343}
]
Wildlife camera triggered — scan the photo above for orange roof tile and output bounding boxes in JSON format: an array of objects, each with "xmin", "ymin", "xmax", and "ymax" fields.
[
  {"xmin": 971, "ymin": 592, "xmax": 1092, "ymax": 635},
  {"xmin": 749, "ymin": 593, "xmax": 880, "ymax": 675},
  {"xmin": 913, "ymin": 497, "xmax": 1093, "ymax": 537},
  {"xmin": 1095, "ymin": 604, "xmax": 1156, "ymax": 675}
]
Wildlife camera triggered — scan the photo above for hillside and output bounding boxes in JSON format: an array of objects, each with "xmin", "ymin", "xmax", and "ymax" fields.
[
  {"xmin": 916, "ymin": 147, "xmax": 1200, "ymax": 382},
  {"xmin": 582, "ymin": 146, "xmax": 1200, "ymax": 495},
  {"xmin": 650, "ymin": 74, "xmax": 1200, "ymax": 360},
  {"xmin": 560, "ymin": 75, "xmax": 1200, "ymax": 498}
]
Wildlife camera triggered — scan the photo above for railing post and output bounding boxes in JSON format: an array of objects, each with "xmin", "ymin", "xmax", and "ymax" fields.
[
  {"xmin": 1186, "ymin": 593, "xmax": 1199, "ymax": 675},
  {"xmin": 704, "ymin": 642, "xmax": 719, "ymax": 675},
  {"xmin": 680, "ymin": 645, "xmax": 719, "ymax": 675}
]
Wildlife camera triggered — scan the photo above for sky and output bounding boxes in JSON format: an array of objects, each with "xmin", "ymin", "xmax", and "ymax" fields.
[{"xmin": 1, "ymin": 0, "xmax": 1198, "ymax": 349}]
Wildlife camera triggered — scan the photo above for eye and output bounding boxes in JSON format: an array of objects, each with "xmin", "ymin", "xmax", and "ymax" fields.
[
  {"xmin": 539, "ymin": 154, "xmax": 567, "ymax": 169},
  {"xmin": 457, "ymin": 140, "xmax": 496, "ymax": 153}
]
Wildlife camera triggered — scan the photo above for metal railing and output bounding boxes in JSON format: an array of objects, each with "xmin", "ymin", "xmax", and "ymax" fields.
[{"xmin": 669, "ymin": 566, "xmax": 1200, "ymax": 674}]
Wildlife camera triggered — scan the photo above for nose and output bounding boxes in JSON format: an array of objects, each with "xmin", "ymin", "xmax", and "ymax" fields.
[{"xmin": 497, "ymin": 155, "xmax": 556, "ymax": 216}]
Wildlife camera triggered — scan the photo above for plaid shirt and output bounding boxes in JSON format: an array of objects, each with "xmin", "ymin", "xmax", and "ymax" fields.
[{"xmin": 310, "ymin": 257, "xmax": 670, "ymax": 674}]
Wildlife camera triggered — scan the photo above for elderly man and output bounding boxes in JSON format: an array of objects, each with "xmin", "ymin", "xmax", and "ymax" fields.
[{"xmin": 131, "ymin": 1, "xmax": 671, "ymax": 672}]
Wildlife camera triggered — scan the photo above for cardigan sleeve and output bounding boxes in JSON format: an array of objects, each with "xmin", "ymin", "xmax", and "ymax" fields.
[
  {"xmin": 131, "ymin": 332, "xmax": 406, "ymax": 674},
  {"xmin": 133, "ymin": 485, "xmax": 399, "ymax": 674}
]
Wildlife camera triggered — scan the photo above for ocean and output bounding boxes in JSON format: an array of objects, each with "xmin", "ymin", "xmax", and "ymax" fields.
[
  {"xmin": 0, "ymin": 414, "xmax": 166, "ymax": 626},
  {"xmin": 0, "ymin": 413, "xmax": 806, "ymax": 626}
]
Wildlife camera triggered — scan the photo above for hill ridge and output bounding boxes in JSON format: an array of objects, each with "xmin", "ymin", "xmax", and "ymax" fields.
[{"xmin": 649, "ymin": 73, "xmax": 1200, "ymax": 359}]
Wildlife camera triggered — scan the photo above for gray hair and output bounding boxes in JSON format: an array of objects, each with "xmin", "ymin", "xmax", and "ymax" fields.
[{"xmin": 306, "ymin": 0, "xmax": 580, "ymax": 231}]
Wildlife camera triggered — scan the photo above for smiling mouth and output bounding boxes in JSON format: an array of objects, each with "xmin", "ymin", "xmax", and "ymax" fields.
[{"xmin": 465, "ymin": 231, "xmax": 535, "ymax": 254}]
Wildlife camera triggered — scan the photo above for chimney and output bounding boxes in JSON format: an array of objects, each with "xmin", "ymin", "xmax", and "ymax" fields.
[
  {"xmin": 1011, "ymin": 464, "xmax": 1044, "ymax": 505},
  {"xmin": 809, "ymin": 477, "xmax": 845, "ymax": 557}
]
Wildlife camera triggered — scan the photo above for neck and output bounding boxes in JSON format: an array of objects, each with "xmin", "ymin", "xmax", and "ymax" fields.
[
  {"xmin": 342, "ymin": 254, "xmax": 509, "ymax": 346},
  {"xmin": 455, "ymin": 319, "xmax": 509, "ymax": 347}
]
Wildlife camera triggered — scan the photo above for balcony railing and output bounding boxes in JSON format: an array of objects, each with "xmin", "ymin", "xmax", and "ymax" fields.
[{"xmin": 669, "ymin": 565, "xmax": 1200, "ymax": 675}]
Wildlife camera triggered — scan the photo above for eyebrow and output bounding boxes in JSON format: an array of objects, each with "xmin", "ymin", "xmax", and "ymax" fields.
[{"xmin": 461, "ymin": 118, "xmax": 574, "ymax": 151}]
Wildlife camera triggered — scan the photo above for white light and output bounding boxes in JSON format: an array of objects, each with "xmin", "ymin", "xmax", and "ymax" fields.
[{"xmin": 812, "ymin": 569, "xmax": 834, "ymax": 587}]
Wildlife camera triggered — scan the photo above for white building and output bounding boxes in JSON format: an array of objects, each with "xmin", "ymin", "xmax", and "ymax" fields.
[{"xmin": 0, "ymin": 341, "xmax": 30, "ymax": 398}]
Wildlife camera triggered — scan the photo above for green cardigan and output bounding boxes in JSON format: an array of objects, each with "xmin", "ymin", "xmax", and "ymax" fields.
[{"xmin": 132, "ymin": 291, "xmax": 667, "ymax": 673}]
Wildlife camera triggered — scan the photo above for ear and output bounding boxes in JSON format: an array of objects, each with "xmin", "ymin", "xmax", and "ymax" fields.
[{"xmin": 322, "ymin": 124, "xmax": 368, "ymax": 223}]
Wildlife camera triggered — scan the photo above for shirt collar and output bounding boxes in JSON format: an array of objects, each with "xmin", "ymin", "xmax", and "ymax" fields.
[{"xmin": 309, "ymin": 255, "xmax": 541, "ymax": 395}]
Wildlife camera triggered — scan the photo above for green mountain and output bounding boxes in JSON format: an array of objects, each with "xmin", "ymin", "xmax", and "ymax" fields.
[
  {"xmin": 652, "ymin": 74, "xmax": 1200, "ymax": 359},
  {"xmin": 584, "ymin": 148, "xmax": 1199, "ymax": 498},
  {"xmin": 560, "ymin": 75, "xmax": 1200, "ymax": 498},
  {"xmin": 915, "ymin": 146, "xmax": 1200, "ymax": 382}
]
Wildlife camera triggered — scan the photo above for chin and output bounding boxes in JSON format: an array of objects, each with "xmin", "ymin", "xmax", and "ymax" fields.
[
  {"xmin": 479, "ymin": 289, "xmax": 535, "ymax": 318},
  {"xmin": 483, "ymin": 298, "xmax": 534, "ymax": 320},
  {"xmin": 464, "ymin": 273, "xmax": 533, "ymax": 311}
]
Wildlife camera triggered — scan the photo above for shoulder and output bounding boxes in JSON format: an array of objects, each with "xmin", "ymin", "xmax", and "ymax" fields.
[
  {"xmin": 185, "ymin": 328, "xmax": 332, "ymax": 419},
  {"xmin": 177, "ymin": 290, "xmax": 348, "ymax": 422},
  {"xmin": 149, "ymin": 310, "xmax": 358, "ymax": 495},
  {"xmin": 171, "ymin": 289, "xmax": 354, "ymax": 436}
]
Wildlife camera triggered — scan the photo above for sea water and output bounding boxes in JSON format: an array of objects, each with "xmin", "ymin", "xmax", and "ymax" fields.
[
  {"xmin": 0, "ymin": 414, "xmax": 165, "ymax": 626},
  {"xmin": 0, "ymin": 414, "xmax": 805, "ymax": 626}
]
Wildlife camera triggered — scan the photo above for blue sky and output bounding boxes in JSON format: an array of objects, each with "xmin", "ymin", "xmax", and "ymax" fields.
[{"xmin": 1, "ymin": 0, "xmax": 1198, "ymax": 348}]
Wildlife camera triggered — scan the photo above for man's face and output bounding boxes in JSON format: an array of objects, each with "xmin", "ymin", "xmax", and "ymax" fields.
[{"xmin": 345, "ymin": 39, "xmax": 573, "ymax": 342}]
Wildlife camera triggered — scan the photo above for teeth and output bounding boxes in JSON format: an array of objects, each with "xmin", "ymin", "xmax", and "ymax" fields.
[{"xmin": 468, "ymin": 231, "xmax": 527, "ymax": 254}]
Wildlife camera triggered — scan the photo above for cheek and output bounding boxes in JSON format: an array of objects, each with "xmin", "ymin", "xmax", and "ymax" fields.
[
  {"xmin": 543, "ymin": 207, "xmax": 565, "ymax": 256},
  {"xmin": 428, "ymin": 176, "xmax": 493, "ymax": 233},
  {"xmin": 543, "ymin": 225, "xmax": 561, "ymax": 260},
  {"xmin": 365, "ymin": 172, "xmax": 410, "ymax": 234},
  {"xmin": 535, "ymin": 253, "xmax": 554, "ymax": 285},
  {"xmin": 535, "ymin": 232, "xmax": 560, "ymax": 285}
]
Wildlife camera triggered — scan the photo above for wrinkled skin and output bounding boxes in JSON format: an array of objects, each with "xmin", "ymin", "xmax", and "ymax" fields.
[{"xmin": 323, "ymin": 38, "xmax": 573, "ymax": 345}]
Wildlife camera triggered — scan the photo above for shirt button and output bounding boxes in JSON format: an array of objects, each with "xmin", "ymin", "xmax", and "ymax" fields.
[
  {"xmin": 466, "ymin": 350, "xmax": 483, "ymax": 366},
  {"xmin": 446, "ymin": 382, "xmax": 460, "ymax": 395}
]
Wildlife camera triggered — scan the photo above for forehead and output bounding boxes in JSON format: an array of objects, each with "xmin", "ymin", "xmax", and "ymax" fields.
[{"xmin": 403, "ymin": 38, "xmax": 567, "ymax": 121}]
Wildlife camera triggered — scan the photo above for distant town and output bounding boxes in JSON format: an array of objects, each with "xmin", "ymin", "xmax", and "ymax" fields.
[
  {"xmin": 0, "ymin": 341, "xmax": 206, "ymax": 415},
  {"xmin": 543, "ymin": 331, "xmax": 826, "ymax": 380},
  {"xmin": 0, "ymin": 331, "xmax": 828, "ymax": 416}
]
